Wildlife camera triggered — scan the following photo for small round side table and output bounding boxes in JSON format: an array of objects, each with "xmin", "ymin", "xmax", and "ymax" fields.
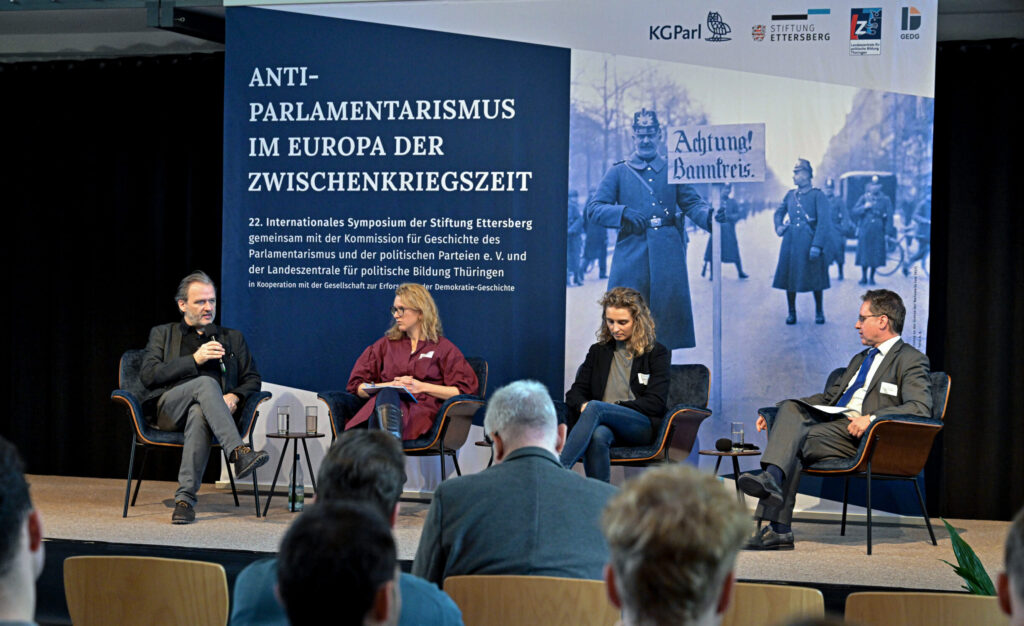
[
  {"xmin": 699, "ymin": 449, "xmax": 762, "ymax": 503},
  {"xmin": 263, "ymin": 432, "xmax": 325, "ymax": 516}
]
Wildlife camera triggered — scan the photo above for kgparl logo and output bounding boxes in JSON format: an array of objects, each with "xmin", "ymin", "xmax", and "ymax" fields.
[{"xmin": 649, "ymin": 12, "xmax": 732, "ymax": 42}]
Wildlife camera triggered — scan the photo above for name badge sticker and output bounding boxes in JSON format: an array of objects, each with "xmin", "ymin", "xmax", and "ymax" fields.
[
  {"xmin": 880, "ymin": 382, "xmax": 898, "ymax": 396},
  {"xmin": 638, "ymin": 373, "xmax": 650, "ymax": 385},
  {"xmin": 419, "ymin": 351, "xmax": 435, "ymax": 359}
]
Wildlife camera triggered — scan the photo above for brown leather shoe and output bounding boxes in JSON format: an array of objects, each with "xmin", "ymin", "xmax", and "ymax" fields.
[{"xmin": 232, "ymin": 445, "xmax": 269, "ymax": 480}]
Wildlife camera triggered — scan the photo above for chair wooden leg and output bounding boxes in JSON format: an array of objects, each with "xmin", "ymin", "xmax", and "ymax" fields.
[
  {"xmin": 912, "ymin": 477, "xmax": 937, "ymax": 545},
  {"xmin": 866, "ymin": 460, "xmax": 873, "ymax": 555},
  {"xmin": 131, "ymin": 448, "xmax": 149, "ymax": 507},
  {"xmin": 123, "ymin": 434, "xmax": 138, "ymax": 518},
  {"xmin": 841, "ymin": 476, "xmax": 850, "ymax": 536},
  {"xmin": 223, "ymin": 449, "xmax": 240, "ymax": 507}
]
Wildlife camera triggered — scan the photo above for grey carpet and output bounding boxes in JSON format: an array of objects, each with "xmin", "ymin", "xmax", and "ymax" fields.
[{"xmin": 32, "ymin": 474, "xmax": 1009, "ymax": 590}]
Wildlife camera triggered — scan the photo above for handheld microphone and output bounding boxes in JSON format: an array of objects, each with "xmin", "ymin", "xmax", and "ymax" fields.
[
  {"xmin": 715, "ymin": 438, "xmax": 760, "ymax": 452},
  {"xmin": 203, "ymin": 325, "xmax": 227, "ymax": 374}
]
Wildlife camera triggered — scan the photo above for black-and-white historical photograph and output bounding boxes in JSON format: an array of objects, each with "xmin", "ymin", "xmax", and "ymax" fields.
[{"xmin": 566, "ymin": 51, "xmax": 933, "ymax": 456}]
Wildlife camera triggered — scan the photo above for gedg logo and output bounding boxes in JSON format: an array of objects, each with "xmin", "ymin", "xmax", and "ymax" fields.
[{"xmin": 901, "ymin": 6, "xmax": 922, "ymax": 39}]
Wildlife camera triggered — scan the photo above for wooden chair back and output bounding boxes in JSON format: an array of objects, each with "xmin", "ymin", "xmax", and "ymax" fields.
[
  {"xmin": 722, "ymin": 582, "xmax": 825, "ymax": 626},
  {"xmin": 64, "ymin": 556, "xmax": 229, "ymax": 626},
  {"xmin": 444, "ymin": 575, "xmax": 619, "ymax": 626},
  {"xmin": 845, "ymin": 591, "xmax": 1007, "ymax": 625}
]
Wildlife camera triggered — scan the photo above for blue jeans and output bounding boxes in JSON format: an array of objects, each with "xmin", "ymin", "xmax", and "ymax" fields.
[{"xmin": 559, "ymin": 401, "xmax": 652, "ymax": 482}]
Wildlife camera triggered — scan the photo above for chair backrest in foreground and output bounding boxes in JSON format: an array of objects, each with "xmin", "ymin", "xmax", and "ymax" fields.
[
  {"xmin": 64, "ymin": 555, "xmax": 229, "ymax": 626},
  {"xmin": 443, "ymin": 574, "xmax": 619, "ymax": 626}
]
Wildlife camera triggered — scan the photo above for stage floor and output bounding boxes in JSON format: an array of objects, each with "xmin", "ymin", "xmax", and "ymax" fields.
[{"xmin": 34, "ymin": 473, "xmax": 1009, "ymax": 592}]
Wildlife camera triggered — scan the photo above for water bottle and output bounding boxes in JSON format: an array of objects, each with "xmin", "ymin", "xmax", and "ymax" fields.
[{"xmin": 288, "ymin": 454, "xmax": 305, "ymax": 512}]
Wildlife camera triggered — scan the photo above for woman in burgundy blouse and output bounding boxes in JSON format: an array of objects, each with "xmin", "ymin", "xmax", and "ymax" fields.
[{"xmin": 345, "ymin": 283, "xmax": 478, "ymax": 440}]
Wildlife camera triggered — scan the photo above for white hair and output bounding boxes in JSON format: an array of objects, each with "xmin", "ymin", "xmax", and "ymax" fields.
[{"xmin": 483, "ymin": 380, "xmax": 557, "ymax": 450}]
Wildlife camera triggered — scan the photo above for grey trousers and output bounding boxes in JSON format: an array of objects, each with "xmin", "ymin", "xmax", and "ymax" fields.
[
  {"xmin": 157, "ymin": 376, "xmax": 244, "ymax": 505},
  {"xmin": 755, "ymin": 400, "xmax": 860, "ymax": 525}
]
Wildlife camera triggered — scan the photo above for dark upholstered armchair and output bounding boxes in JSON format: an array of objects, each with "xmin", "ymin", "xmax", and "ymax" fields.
[
  {"xmin": 318, "ymin": 357, "xmax": 488, "ymax": 480},
  {"xmin": 759, "ymin": 369, "xmax": 950, "ymax": 554},
  {"xmin": 553, "ymin": 363, "xmax": 712, "ymax": 469},
  {"xmin": 111, "ymin": 349, "xmax": 272, "ymax": 518},
  {"xmin": 609, "ymin": 363, "xmax": 712, "ymax": 466}
]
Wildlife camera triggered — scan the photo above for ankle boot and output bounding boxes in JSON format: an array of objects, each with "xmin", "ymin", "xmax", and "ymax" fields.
[{"xmin": 378, "ymin": 404, "xmax": 403, "ymax": 440}]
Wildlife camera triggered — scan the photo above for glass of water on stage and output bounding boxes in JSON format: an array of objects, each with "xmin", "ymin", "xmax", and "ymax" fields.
[
  {"xmin": 277, "ymin": 405, "xmax": 290, "ymax": 435},
  {"xmin": 731, "ymin": 422, "xmax": 744, "ymax": 451},
  {"xmin": 305, "ymin": 406, "xmax": 318, "ymax": 435}
]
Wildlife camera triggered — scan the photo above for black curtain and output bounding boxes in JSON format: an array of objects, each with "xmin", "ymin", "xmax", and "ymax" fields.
[
  {"xmin": 0, "ymin": 53, "xmax": 226, "ymax": 484},
  {"xmin": 928, "ymin": 39, "xmax": 1024, "ymax": 520},
  {"xmin": 1, "ymin": 40, "xmax": 1022, "ymax": 519}
]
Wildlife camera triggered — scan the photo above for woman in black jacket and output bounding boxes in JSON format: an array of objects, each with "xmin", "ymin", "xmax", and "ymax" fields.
[{"xmin": 560, "ymin": 287, "xmax": 670, "ymax": 482}]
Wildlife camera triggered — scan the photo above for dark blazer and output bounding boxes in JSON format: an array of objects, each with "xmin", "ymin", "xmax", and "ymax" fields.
[
  {"xmin": 411, "ymin": 447, "xmax": 618, "ymax": 584},
  {"xmin": 801, "ymin": 338, "xmax": 932, "ymax": 419},
  {"xmin": 139, "ymin": 322, "xmax": 261, "ymax": 414},
  {"xmin": 565, "ymin": 341, "xmax": 670, "ymax": 428}
]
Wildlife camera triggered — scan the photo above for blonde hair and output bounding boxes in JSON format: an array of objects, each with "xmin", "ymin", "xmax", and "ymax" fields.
[
  {"xmin": 386, "ymin": 283, "xmax": 443, "ymax": 343},
  {"xmin": 602, "ymin": 464, "xmax": 751, "ymax": 625},
  {"xmin": 596, "ymin": 287, "xmax": 656, "ymax": 356}
]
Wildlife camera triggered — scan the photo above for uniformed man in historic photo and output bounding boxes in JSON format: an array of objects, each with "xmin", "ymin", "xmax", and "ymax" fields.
[
  {"xmin": 585, "ymin": 109, "xmax": 716, "ymax": 351},
  {"xmin": 771, "ymin": 159, "xmax": 832, "ymax": 325}
]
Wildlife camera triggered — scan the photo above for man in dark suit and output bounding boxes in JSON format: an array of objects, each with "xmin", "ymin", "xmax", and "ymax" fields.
[
  {"xmin": 140, "ymin": 271, "xmax": 269, "ymax": 524},
  {"xmin": 738, "ymin": 289, "xmax": 932, "ymax": 549},
  {"xmin": 413, "ymin": 380, "xmax": 618, "ymax": 583}
]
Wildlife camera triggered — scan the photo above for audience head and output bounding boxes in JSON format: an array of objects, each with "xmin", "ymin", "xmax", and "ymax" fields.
[
  {"xmin": 483, "ymin": 380, "xmax": 563, "ymax": 460},
  {"xmin": 861, "ymin": 289, "xmax": 906, "ymax": 335},
  {"xmin": 999, "ymin": 506, "xmax": 1024, "ymax": 623},
  {"xmin": 387, "ymin": 283, "xmax": 442, "ymax": 342},
  {"xmin": 278, "ymin": 501, "xmax": 398, "ymax": 626},
  {"xmin": 597, "ymin": 287, "xmax": 656, "ymax": 357},
  {"xmin": 601, "ymin": 464, "xmax": 750, "ymax": 626},
  {"xmin": 316, "ymin": 430, "xmax": 406, "ymax": 522},
  {"xmin": 0, "ymin": 436, "xmax": 44, "ymax": 622}
]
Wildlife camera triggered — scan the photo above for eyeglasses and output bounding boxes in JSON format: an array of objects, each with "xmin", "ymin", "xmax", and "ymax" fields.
[
  {"xmin": 858, "ymin": 314, "xmax": 885, "ymax": 323},
  {"xmin": 390, "ymin": 306, "xmax": 420, "ymax": 316}
]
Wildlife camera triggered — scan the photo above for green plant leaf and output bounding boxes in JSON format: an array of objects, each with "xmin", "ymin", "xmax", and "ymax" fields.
[{"xmin": 941, "ymin": 518, "xmax": 996, "ymax": 596}]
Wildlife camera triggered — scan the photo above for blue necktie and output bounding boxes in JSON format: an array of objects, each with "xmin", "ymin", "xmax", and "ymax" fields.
[{"xmin": 837, "ymin": 348, "xmax": 880, "ymax": 408}]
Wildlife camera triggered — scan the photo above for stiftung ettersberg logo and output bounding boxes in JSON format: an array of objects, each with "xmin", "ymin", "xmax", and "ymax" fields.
[
  {"xmin": 849, "ymin": 7, "xmax": 882, "ymax": 56},
  {"xmin": 752, "ymin": 8, "xmax": 832, "ymax": 43},
  {"xmin": 650, "ymin": 12, "xmax": 731, "ymax": 42}
]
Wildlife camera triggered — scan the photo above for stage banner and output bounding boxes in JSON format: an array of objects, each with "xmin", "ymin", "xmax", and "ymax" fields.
[
  {"xmin": 224, "ymin": 0, "xmax": 936, "ymax": 511},
  {"xmin": 223, "ymin": 8, "xmax": 569, "ymax": 393}
]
